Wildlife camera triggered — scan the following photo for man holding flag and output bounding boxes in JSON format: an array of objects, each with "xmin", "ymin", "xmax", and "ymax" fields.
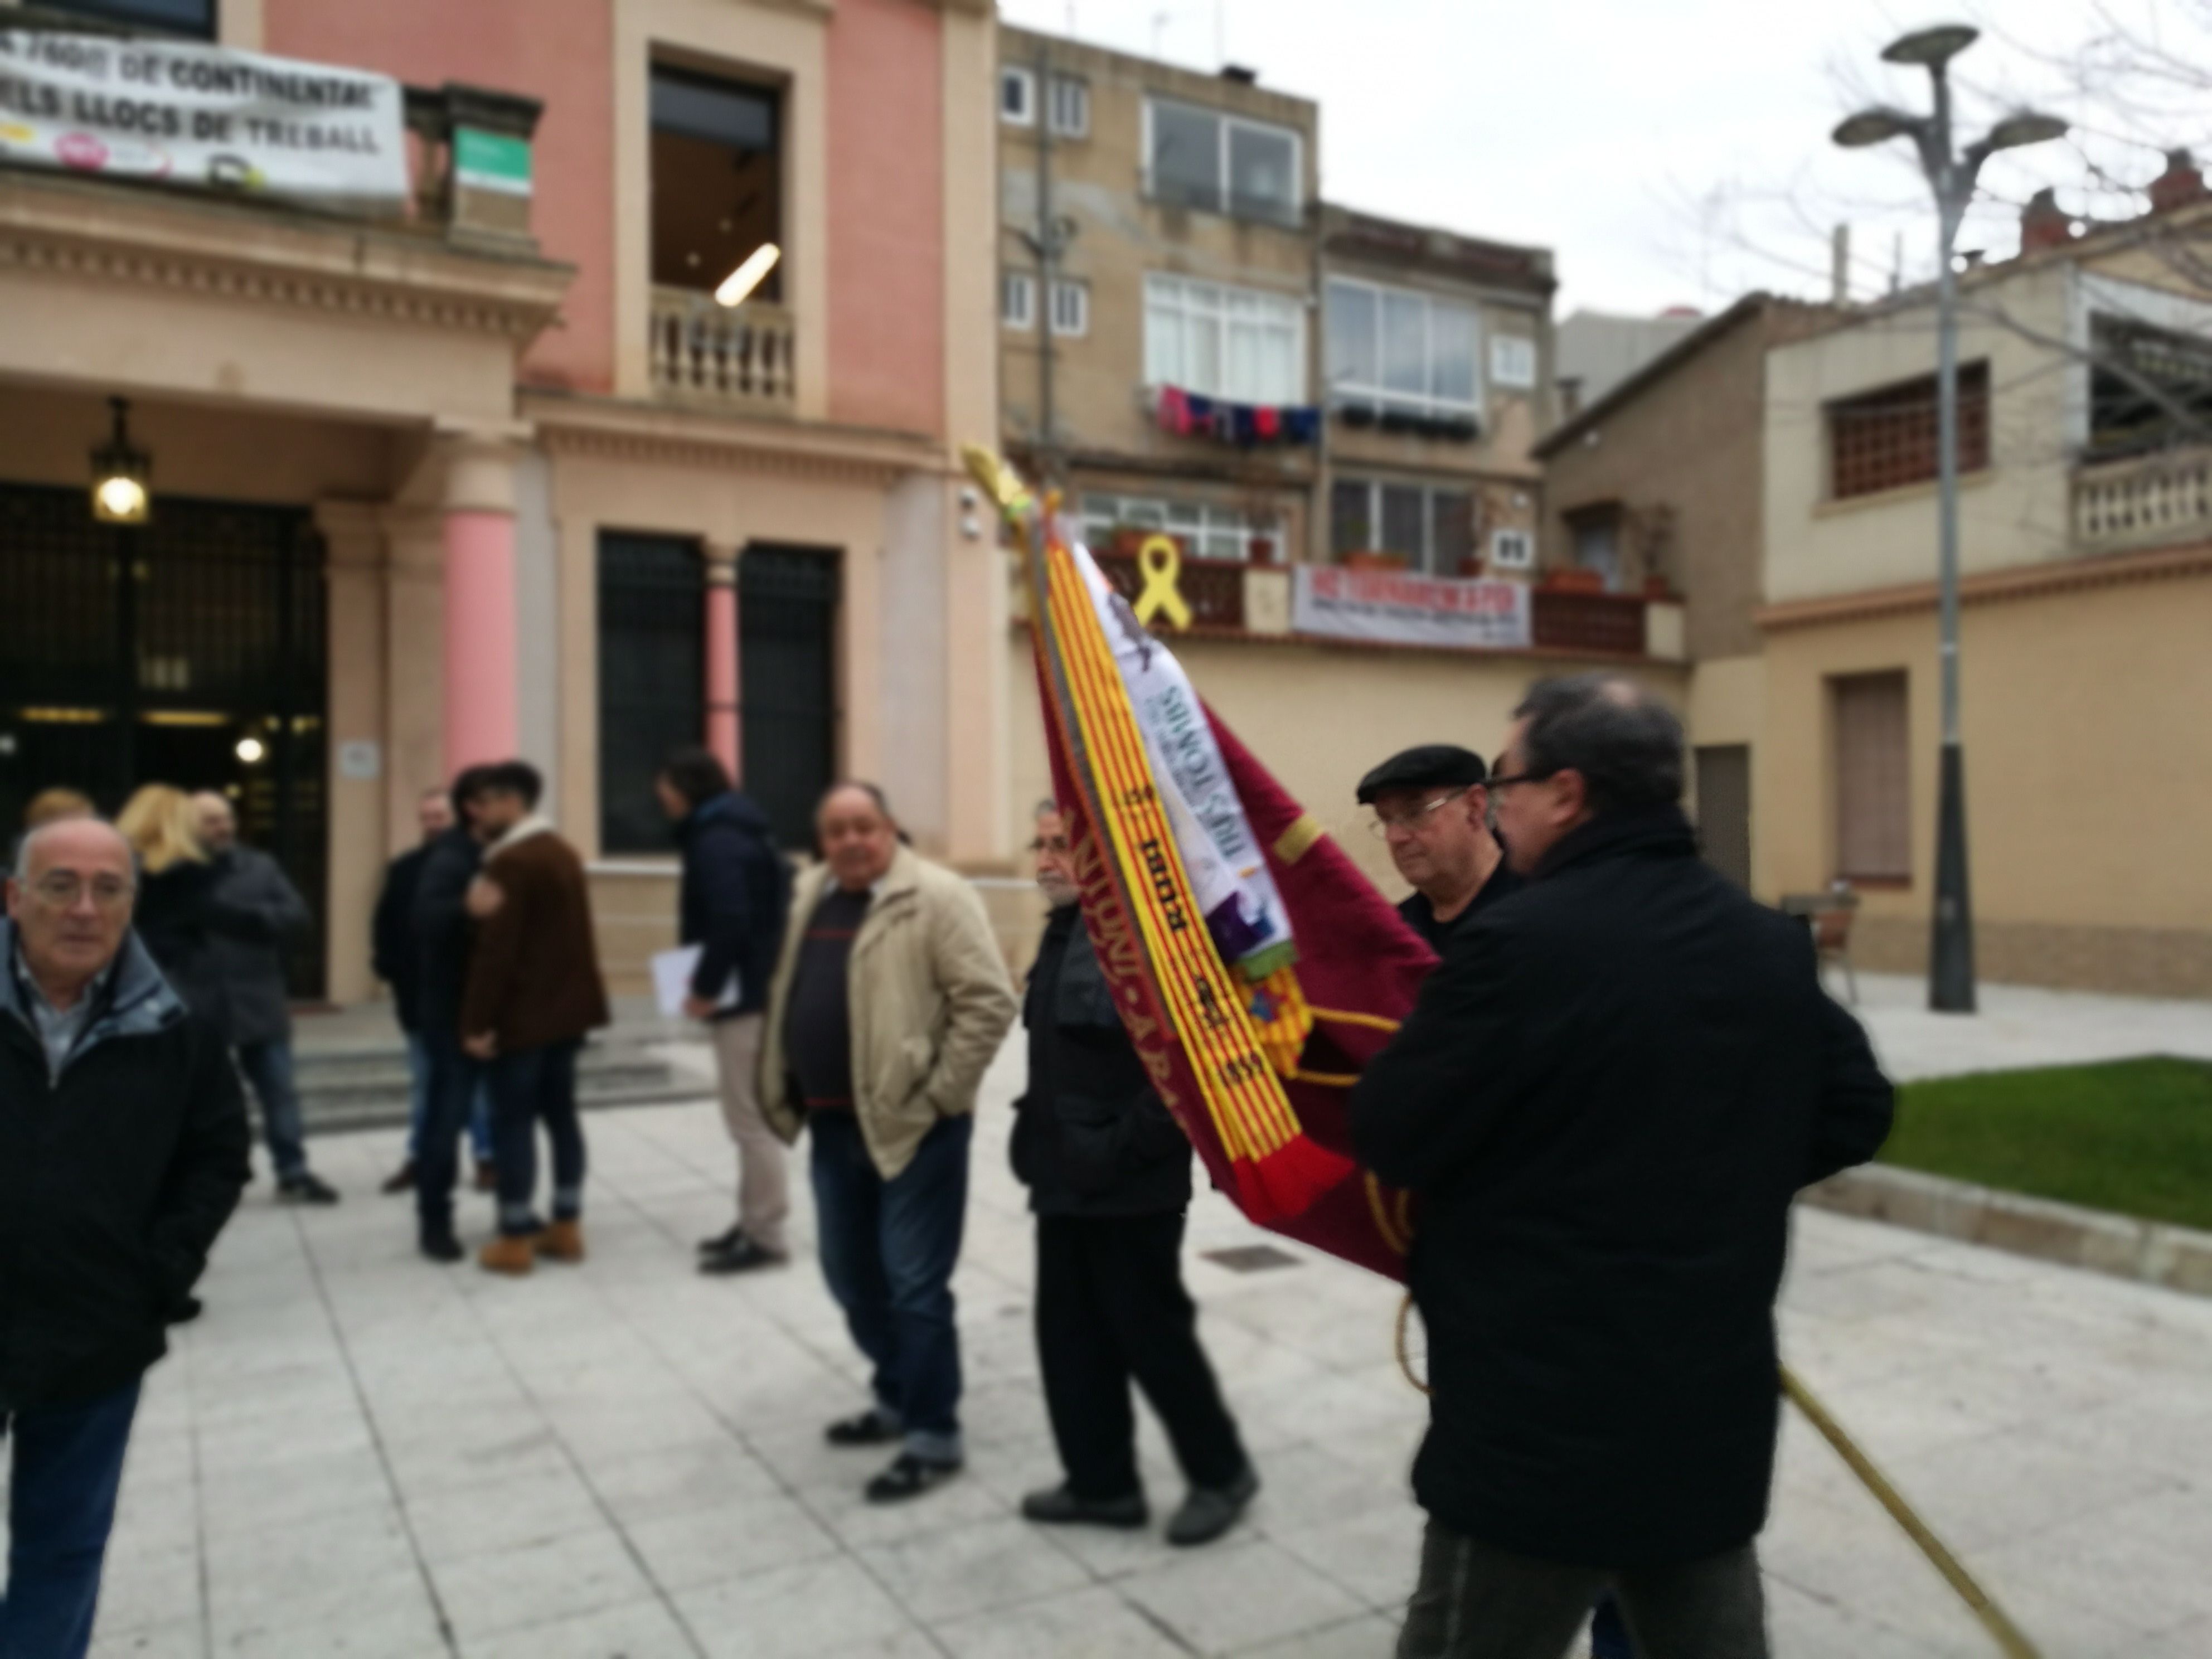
[{"xmin": 1349, "ymin": 674, "xmax": 1894, "ymax": 1659}]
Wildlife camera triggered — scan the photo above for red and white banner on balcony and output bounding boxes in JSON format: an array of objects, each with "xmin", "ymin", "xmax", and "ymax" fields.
[
  {"xmin": 1292, "ymin": 565, "xmax": 1532, "ymax": 651},
  {"xmin": 0, "ymin": 31, "xmax": 406, "ymax": 206}
]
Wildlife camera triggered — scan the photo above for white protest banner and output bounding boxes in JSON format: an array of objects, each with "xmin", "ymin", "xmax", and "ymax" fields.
[
  {"xmin": 1292, "ymin": 565, "xmax": 1533, "ymax": 652},
  {"xmin": 0, "ymin": 30, "xmax": 406, "ymax": 207}
]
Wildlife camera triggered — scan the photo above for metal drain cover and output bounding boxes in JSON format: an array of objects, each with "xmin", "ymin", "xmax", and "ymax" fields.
[{"xmin": 1200, "ymin": 1245, "xmax": 1303, "ymax": 1274}]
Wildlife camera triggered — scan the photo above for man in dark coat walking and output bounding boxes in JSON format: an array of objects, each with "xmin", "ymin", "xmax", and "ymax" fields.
[
  {"xmin": 2, "ymin": 818, "xmax": 250, "ymax": 1659},
  {"xmin": 191, "ymin": 792, "xmax": 337, "ymax": 1204},
  {"xmin": 410, "ymin": 765, "xmax": 497, "ymax": 1262},
  {"xmin": 371, "ymin": 787, "xmax": 493, "ymax": 1196},
  {"xmin": 657, "ymin": 748, "xmax": 794, "ymax": 1275},
  {"xmin": 1013, "ymin": 804, "xmax": 1258, "ymax": 1548},
  {"xmin": 1350, "ymin": 674, "xmax": 1894, "ymax": 1659}
]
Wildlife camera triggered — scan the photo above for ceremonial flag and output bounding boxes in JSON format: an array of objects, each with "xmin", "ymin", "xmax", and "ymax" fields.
[{"xmin": 971, "ymin": 447, "xmax": 1434, "ymax": 1279}]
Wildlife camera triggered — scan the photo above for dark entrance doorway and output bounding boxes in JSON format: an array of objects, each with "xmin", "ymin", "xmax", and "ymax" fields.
[
  {"xmin": 739, "ymin": 546, "xmax": 839, "ymax": 851},
  {"xmin": 596, "ymin": 531, "xmax": 705, "ymax": 855},
  {"xmin": 0, "ymin": 483, "xmax": 329, "ymax": 996}
]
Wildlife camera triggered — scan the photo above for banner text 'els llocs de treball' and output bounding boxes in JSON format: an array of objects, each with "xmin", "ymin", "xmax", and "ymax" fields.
[{"xmin": 0, "ymin": 31, "xmax": 406, "ymax": 206}]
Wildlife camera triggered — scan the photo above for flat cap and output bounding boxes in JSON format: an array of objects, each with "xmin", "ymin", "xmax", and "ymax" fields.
[{"xmin": 1355, "ymin": 744, "xmax": 1488, "ymax": 805}]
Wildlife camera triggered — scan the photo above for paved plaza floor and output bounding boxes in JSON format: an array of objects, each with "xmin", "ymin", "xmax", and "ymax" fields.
[{"xmin": 56, "ymin": 1021, "xmax": 2212, "ymax": 1659}]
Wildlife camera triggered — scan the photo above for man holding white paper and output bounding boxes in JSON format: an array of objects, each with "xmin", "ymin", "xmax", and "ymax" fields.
[{"xmin": 658, "ymin": 749, "xmax": 794, "ymax": 1274}]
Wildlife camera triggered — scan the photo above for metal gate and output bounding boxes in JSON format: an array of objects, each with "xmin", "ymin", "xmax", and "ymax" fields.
[
  {"xmin": 0, "ymin": 482, "xmax": 328, "ymax": 996},
  {"xmin": 596, "ymin": 532, "xmax": 705, "ymax": 855},
  {"xmin": 740, "ymin": 546, "xmax": 839, "ymax": 851}
]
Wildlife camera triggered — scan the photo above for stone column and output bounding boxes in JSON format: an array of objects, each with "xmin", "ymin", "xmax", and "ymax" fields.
[
  {"xmin": 703, "ymin": 544, "xmax": 742, "ymax": 782},
  {"xmin": 315, "ymin": 501, "xmax": 386, "ymax": 1008},
  {"xmin": 440, "ymin": 436, "xmax": 522, "ymax": 774}
]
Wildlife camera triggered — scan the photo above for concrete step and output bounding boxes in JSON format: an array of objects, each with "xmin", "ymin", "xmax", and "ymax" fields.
[
  {"xmin": 290, "ymin": 1033, "xmax": 706, "ymax": 1135},
  {"xmin": 298, "ymin": 1074, "xmax": 711, "ymax": 1137}
]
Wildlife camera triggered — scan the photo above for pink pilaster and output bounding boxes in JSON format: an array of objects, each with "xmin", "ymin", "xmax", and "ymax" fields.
[
  {"xmin": 705, "ymin": 557, "xmax": 741, "ymax": 779},
  {"xmin": 443, "ymin": 508, "xmax": 519, "ymax": 773}
]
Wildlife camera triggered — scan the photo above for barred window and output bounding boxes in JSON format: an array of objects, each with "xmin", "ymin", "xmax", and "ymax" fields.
[{"xmin": 1827, "ymin": 362, "xmax": 1988, "ymax": 501}]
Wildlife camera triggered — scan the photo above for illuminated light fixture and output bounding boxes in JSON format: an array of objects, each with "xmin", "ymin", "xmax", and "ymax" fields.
[
  {"xmin": 90, "ymin": 397, "xmax": 152, "ymax": 525},
  {"xmin": 714, "ymin": 242, "xmax": 781, "ymax": 308},
  {"xmin": 235, "ymin": 736, "xmax": 267, "ymax": 764}
]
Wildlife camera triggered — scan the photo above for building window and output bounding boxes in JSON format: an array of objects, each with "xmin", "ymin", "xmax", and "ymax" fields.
[
  {"xmin": 1326, "ymin": 278, "xmax": 1480, "ymax": 418},
  {"xmin": 1144, "ymin": 275, "xmax": 1304, "ymax": 404},
  {"xmin": 1081, "ymin": 494, "xmax": 1274, "ymax": 563},
  {"xmin": 1145, "ymin": 98, "xmax": 1301, "ymax": 226},
  {"xmin": 598, "ymin": 533, "xmax": 702, "ymax": 856},
  {"xmin": 1050, "ymin": 279, "xmax": 1089, "ymax": 338},
  {"xmin": 1491, "ymin": 334, "xmax": 1538, "ymax": 389},
  {"xmin": 1047, "ymin": 75, "xmax": 1090, "ymax": 138},
  {"xmin": 38, "ymin": 0, "xmax": 214, "ymax": 35},
  {"xmin": 1331, "ymin": 478, "xmax": 1474, "ymax": 575},
  {"xmin": 651, "ymin": 66, "xmax": 783, "ymax": 301},
  {"xmin": 1568, "ymin": 505, "xmax": 1623, "ymax": 590},
  {"xmin": 1828, "ymin": 362, "xmax": 1989, "ymax": 500},
  {"xmin": 2088, "ymin": 314, "xmax": 2212, "ymax": 459},
  {"xmin": 1490, "ymin": 527, "xmax": 1535, "ymax": 570},
  {"xmin": 1001, "ymin": 271, "xmax": 1035, "ymax": 331},
  {"xmin": 1832, "ymin": 672, "xmax": 1910, "ymax": 881},
  {"xmin": 1000, "ymin": 67, "xmax": 1036, "ymax": 125}
]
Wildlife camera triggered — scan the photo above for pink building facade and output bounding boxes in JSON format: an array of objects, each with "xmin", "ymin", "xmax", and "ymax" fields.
[{"xmin": 0, "ymin": 0, "xmax": 1003, "ymax": 1001}]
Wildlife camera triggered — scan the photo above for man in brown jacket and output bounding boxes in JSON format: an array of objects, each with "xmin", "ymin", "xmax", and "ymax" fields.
[
  {"xmin": 459, "ymin": 762, "xmax": 611, "ymax": 1275},
  {"xmin": 759, "ymin": 783, "xmax": 1018, "ymax": 1503}
]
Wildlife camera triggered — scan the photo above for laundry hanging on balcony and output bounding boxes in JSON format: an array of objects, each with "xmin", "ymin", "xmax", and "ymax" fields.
[{"xmin": 1156, "ymin": 386, "xmax": 1320, "ymax": 447}]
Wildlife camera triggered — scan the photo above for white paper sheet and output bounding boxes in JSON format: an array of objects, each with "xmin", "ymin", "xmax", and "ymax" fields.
[{"xmin": 651, "ymin": 945, "xmax": 738, "ymax": 1020}]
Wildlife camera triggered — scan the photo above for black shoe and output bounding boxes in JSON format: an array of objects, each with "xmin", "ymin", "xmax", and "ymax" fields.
[
  {"xmin": 380, "ymin": 1161, "xmax": 417, "ymax": 1195},
  {"xmin": 278, "ymin": 1172, "xmax": 341, "ymax": 1205},
  {"xmin": 420, "ymin": 1232, "xmax": 465, "ymax": 1264},
  {"xmin": 697, "ymin": 1224, "xmax": 744, "ymax": 1257},
  {"xmin": 865, "ymin": 1453, "xmax": 961, "ymax": 1505},
  {"xmin": 699, "ymin": 1235, "xmax": 787, "ymax": 1275},
  {"xmin": 1020, "ymin": 1484, "xmax": 1147, "ymax": 1529},
  {"xmin": 1166, "ymin": 1465, "xmax": 1259, "ymax": 1546},
  {"xmin": 167, "ymin": 1294, "xmax": 204, "ymax": 1326},
  {"xmin": 824, "ymin": 1410, "xmax": 903, "ymax": 1448}
]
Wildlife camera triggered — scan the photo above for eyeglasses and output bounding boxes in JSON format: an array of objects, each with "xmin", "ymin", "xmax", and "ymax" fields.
[
  {"xmin": 1483, "ymin": 770, "xmax": 1553, "ymax": 793},
  {"xmin": 1366, "ymin": 789, "xmax": 1470, "ymax": 837},
  {"xmin": 26, "ymin": 873, "xmax": 135, "ymax": 910}
]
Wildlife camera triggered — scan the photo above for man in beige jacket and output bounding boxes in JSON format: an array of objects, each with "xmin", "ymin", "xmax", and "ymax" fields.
[{"xmin": 760, "ymin": 783, "xmax": 1018, "ymax": 1503}]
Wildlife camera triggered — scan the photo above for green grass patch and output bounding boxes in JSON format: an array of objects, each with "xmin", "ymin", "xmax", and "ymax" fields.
[{"xmin": 1880, "ymin": 1057, "xmax": 2212, "ymax": 1232}]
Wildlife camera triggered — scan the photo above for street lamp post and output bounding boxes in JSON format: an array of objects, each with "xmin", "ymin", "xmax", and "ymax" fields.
[{"xmin": 1833, "ymin": 25, "xmax": 2065, "ymax": 1015}]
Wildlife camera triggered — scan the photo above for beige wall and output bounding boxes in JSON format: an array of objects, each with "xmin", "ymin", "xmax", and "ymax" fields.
[
  {"xmin": 1005, "ymin": 630, "xmax": 1689, "ymax": 904},
  {"xmin": 1755, "ymin": 567, "xmax": 2212, "ymax": 995},
  {"xmin": 1762, "ymin": 264, "xmax": 2076, "ymax": 605}
]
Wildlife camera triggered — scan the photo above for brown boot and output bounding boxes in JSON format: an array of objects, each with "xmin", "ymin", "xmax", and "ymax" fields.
[
  {"xmin": 478, "ymin": 1234, "xmax": 536, "ymax": 1276},
  {"xmin": 473, "ymin": 1161, "xmax": 497, "ymax": 1194},
  {"xmin": 534, "ymin": 1219, "xmax": 585, "ymax": 1264}
]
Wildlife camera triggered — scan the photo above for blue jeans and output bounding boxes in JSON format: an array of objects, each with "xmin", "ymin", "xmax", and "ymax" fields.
[
  {"xmin": 405, "ymin": 1032, "xmax": 491, "ymax": 1164},
  {"xmin": 489, "ymin": 1040, "xmax": 585, "ymax": 1238},
  {"xmin": 416, "ymin": 1028, "xmax": 485, "ymax": 1240},
  {"xmin": 235, "ymin": 1039, "xmax": 307, "ymax": 1181},
  {"xmin": 0, "ymin": 1380, "xmax": 141, "ymax": 1659},
  {"xmin": 809, "ymin": 1110, "xmax": 972, "ymax": 1463}
]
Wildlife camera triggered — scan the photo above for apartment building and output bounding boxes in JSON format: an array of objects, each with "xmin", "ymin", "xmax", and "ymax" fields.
[{"xmin": 0, "ymin": 0, "xmax": 999, "ymax": 997}]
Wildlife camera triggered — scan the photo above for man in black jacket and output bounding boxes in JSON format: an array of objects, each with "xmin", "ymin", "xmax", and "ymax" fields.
[
  {"xmin": 1351, "ymin": 675, "xmax": 1894, "ymax": 1659},
  {"xmin": 371, "ymin": 787, "xmax": 493, "ymax": 1196},
  {"xmin": 658, "ymin": 749, "xmax": 794, "ymax": 1274},
  {"xmin": 2, "ymin": 818, "xmax": 250, "ymax": 1659},
  {"xmin": 409, "ymin": 765, "xmax": 497, "ymax": 1263},
  {"xmin": 191, "ymin": 792, "xmax": 337, "ymax": 1205},
  {"xmin": 1013, "ymin": 803, "xmax": 1258, "ymax": 1548}
]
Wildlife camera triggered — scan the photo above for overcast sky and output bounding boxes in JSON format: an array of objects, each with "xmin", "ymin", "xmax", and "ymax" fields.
[{"xmin": 998, "ymin": 0, "xmax": 2209, "ymax": 318}]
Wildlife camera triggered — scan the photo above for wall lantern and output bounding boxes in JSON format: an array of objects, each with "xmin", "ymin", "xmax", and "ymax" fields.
[{"xmin": 90, "ymin": 397, "xmax": 152, "ymax": 525}]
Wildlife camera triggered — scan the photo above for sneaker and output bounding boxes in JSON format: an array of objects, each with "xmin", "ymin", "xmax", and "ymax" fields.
[
  {"xmin": 697, "ymin": 1224, "xmax": 745, "ymax": 1257},
  {"xmin": 420, "ymin": 1232, "xmax": 464, "ymax": 1265},
  {"xmin": 699, "ymin": 1235, "xmax": 787, "ymax": 1275},
  {"xmin": 472, "ymin": 1162, "xmax": 498, "ymax": 1194},
  {"xmin": 277, "ymin": 1172, "xmax": 341, "ymax": 1205},
  {"xmin": 1166, "ymin": 1465, "xmax": 1260, "ymax": 1547},
  {"xmin": 1020, "ymin": 1484, "xmax": 1147, "ymax": 1529},
  {"xmin": 824, "ymin": 1409, "xmax": 903, "ymax": 1448},
  {"xmin": 380, "ymin": 1161, "xmax": 417, "ymax": 1195},
  {"xmin": 865, "ymin": 1452, "xmax": 961, "ymax": 1505}
]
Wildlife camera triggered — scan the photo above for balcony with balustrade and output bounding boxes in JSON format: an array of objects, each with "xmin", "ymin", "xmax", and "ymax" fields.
[
  {"xmin": 2073, "ymin": 445, "xmax": 2212, "ymax": 556},
  {"xmin": 647, "ymin": 288, "xmax": 798, "ymax": 415}
]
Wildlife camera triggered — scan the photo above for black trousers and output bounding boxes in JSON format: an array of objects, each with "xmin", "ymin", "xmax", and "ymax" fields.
[
  {"xmin": 1396, "ymin": 1522, "xmax": 1768, "ymax": 1659},
  {"xmin": 415, "ymin": 1026, "xmax": 483, "ymax": 1241},
  {"xmin": 1034, "ymin": 1211, "xmax": 1245, "ymax": 1499}
]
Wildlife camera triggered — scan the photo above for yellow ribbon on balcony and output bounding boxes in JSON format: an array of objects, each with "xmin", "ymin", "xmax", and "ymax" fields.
[{"xmin": 1133, "ymin": 534, "xmax": 1194, "ymax": 630}]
